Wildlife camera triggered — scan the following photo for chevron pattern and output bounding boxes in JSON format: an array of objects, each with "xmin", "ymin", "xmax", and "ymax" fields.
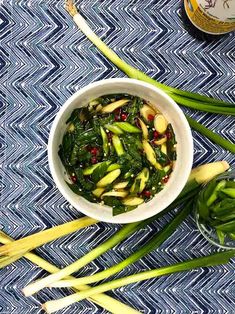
[{"xmin": 0, "ymin": 0, "xmax": 235, "ymax": 313}]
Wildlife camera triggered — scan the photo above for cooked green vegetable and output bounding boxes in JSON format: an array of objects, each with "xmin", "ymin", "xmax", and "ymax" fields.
[
  {"xmin": 91, "ymin": 162, "xmax": 111, "ymax": 183},
  {"xmin": 107, "ymin": 163, "xmax": 121, "ymax": 172},
  {"xmin": 122, "ymin": 196, "xmax": 144, "ymax": 206},
  {"xmin": 59, "ymin": 94, "xmax": 177, "ymax": 215},
  {"xmin": 142, "ymin": 140, "xmax": 162, "ymax": 170},
  {"xmin": 101, "ymin": 99, "xmax": 129, "ymax": 113},
  {"xmin": 105, "ymin": 124, "xmax": 124, "ymax": 135},
  {"xmin": 113, "ymin": 122, "xmax": 141, "ymax": 133},
  {"xmin": 83, "ymin": 161, "xmax": 110, "ymax": 175},
  {"xmin": 113, "ymin": 181, "xmax": 129, "ymax": 189},
  {"xmin": 92, "ymin": 187, "xmax": 105, "ymax": 198},
  {"xmin": 112, "ymin": 135, "xmax": 125, "ymax": 156},
  {"xmin": 101, "ymin": 191, "xmax": 128, "ymax": 199},
  {"xmin": 130, "ymin": 168, "xmax": 149, "ymax": 194},
  {"xmin": 166, "ymin": 124, "xmax": 177, "ymax": 160},
  {"xmin": 97, "ymin": 169, "xmax": 121, "ymax": 187},
  {"xmin": 100, "ymin": 126, "xmax": 109, "ymax": 155},
  {"xmin": 138, "ymin": 118, "xmax": 148, "ymax": 139}
]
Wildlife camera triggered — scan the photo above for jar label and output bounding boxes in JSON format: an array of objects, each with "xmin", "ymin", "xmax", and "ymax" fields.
[{"xmin": 184, "ymin": 0, "xmax": 235, "ymax": 34}]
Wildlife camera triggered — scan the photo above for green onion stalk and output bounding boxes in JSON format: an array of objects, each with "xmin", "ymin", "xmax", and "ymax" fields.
[
  {"xmin": 43, "ymin": 250, "xmax": 235, "ymax": 313},
  {"xmin": 22, "ymin": 187, "xmax": 198, "ymax": 297},
  {"xmin": 0, "ymin": 232, "xmax": 140, "ymax": 314},
  {"xmin": 44, "ymin": 162, "xmax": 231, "ymax": 287},
  {"xmin": 22, "ymin": 191, "xmax": 194, "ymax": 297},
  {"xmin": 22, "ymin": 161, "xmax": 229, "ymax": 297},
  {"xmin": 65, "ymin": 0, "xmax": 235, "ymax": 153},
  {"xmin": 186, "ymin": 117, "xmax": 235, "ymax": 153},
  {"xmin": 47, "ymin": 199, "xmax": 195, "ymax": 287},
  {"xmin": 0, "ymin": 217, "xmax": 97, "ymax": 268}
]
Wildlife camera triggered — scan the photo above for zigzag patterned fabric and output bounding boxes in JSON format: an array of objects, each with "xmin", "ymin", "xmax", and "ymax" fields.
[{"xmin": 0, "ymin": 0, "xmax": 234, "ymax": 313}]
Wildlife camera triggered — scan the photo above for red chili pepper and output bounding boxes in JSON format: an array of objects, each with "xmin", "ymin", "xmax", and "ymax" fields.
[
  {"xmin": 90, "ymin": 147, "xmax": 99, "ymax": 156},
  {"xmin": 162, "ymin": 176, "xmax": 169, "ymax": 184},
  {"xmin": 91, "ymin": 157, "xmax": 98, "ymax": 164},
  {"xmin": 143, "ymin": 190, "xmax": 151, "ymax": 198},
  {"xmin": 114, "ymin": 115, "xmax": 120, "ymax": 121},
  {"xmin": 114, "ymin": 108, "xmax": 121, "ymax": 114},
  {"xmin": 148, "ymin": 114, "xmax": 155, "ymax": 121},
  {"xmin": 71, "ymin": 175, "xmax": 77, "ymax": 183},
  {"xmin": 121, "ymin": 113, "xmax": 128, "ymax": 121},
  {"xmin": 153, "ymin": 131, "xmax": 159, "ymax": 139}
]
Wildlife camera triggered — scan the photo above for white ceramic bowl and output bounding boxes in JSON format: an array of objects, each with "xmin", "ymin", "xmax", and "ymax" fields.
[{"xmin": 48, "ymin": 78, "xmax": 193, "ymax": 224}]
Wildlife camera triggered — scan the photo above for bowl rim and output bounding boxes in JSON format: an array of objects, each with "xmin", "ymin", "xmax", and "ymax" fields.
[{"xmin": 48, "ymin": 78, "xmax": 194, "ymax": 223}]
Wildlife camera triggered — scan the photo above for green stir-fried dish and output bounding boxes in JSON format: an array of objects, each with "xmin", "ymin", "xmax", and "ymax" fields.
[{"xmin": 59, "ymin": 94, "xmax": 177, "ymax": 216}]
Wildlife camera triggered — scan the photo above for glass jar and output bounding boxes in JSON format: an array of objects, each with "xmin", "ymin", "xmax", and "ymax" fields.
[
  {"xmin": 195, "ymin": 170, "xmax": 235, "ymax": 249},
  {"xmin": 184, "ymin": 0, "xmax": 235, "ymax": 35}
]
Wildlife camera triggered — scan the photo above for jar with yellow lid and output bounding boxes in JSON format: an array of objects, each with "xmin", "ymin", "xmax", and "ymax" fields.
[{"xmin": 184, "ymin": 0, "xmax": 235, "ymax": 35}]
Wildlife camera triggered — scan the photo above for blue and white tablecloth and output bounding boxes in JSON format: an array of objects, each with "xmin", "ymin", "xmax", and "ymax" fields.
[{"xmin": 0, "ymin": 0, "xmax": 234, "ymax": 313}]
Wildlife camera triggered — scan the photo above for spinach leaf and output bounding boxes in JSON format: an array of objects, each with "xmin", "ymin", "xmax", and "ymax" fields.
[
  {"xmin": 130, "ymin": 178, "xmax": 141, "ymax": 195},
  {"xmin": 76, "ymin": 148, "xmax": 92, "ymax": 163},
  {"xmin": 74, "ymin": 168, "xmax": 95, "ymax": 190},
  {"xmin": 113, "ymin": 205, "xmax": 136, "ymax": 216},
  {"xmin": 70, "ymin": 144, "xmax": 80, "ymax": 166},
  {"xmin": 154, "ymin": 146, "xmax": 169, "ymax": 166},
  {"xmin": 166, "ymin": 124, "xmax": 177, "ymax": 161},
  {"xmin": 75, "ymin": 129, "xmax": 99, "ymax": 146},
  {"xmin": 91, "ymin": 162, "xmax": 110, "ymax": 183},
  {"xmin": 66, "ymin": 182, "xmax": 96, "ymax": 202},
  {"xmin": 145, "ymin": 170, "xmax": 165, "ymax": 193},
  {"xmin": 127, "ymin": 97, "xmax": 142, "ymax": 124},
  {"xmin": 66, "ymin": 108, "xmax": 81, "ymax": 124}
]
